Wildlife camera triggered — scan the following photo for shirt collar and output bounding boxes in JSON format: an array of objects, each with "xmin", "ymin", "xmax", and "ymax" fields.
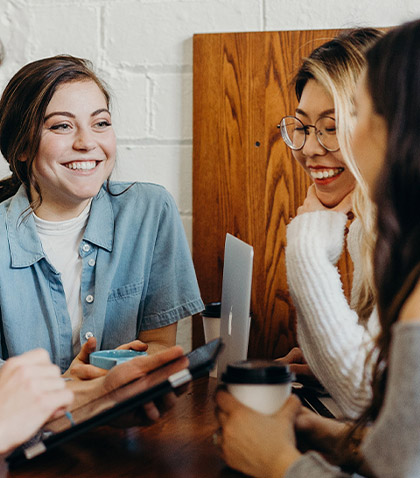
[
  {"xmin": 7, "ymin": 184, "xmax": 114, "ymax": 268},
  {"xmin": 83, "ymin": 185, "xmax": 114, "ymax": 252}
]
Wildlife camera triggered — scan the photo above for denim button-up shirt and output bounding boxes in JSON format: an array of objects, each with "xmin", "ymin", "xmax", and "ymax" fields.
[{"xmin": 0, "ymin": 182, "xmax": 204, "ymax": 372}]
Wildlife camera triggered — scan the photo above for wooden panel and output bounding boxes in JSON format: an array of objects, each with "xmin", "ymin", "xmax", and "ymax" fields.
[{"xmin": 193, "ymin": 30, "xmax": 353, "ymax": 358}]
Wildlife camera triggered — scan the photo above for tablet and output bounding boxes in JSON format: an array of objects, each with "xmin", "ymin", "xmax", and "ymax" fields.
[{"xmin": 7, "ymin": 338, "xmax": 224, "ymax": 468}]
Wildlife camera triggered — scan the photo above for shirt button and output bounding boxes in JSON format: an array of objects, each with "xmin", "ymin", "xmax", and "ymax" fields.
[
  {"xmin": 82, "ymin": 244, "xmax": 90, "ymax": 252},
  {"xmin": 85, "ymin": 331, "xmax": 94, "ymax": 340},
  {"xmin": 85, "ymin": 295, "xmax": 94, "ymax": 303},
  {"xmin": 88, "ymin": 258, "xmax": 96, "ymax": 267}
]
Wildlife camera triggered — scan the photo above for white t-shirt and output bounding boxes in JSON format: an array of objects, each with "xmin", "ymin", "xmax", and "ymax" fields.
[{"xmin": 34, "ymin": 202, "xmax": 91, "ymax": 354}]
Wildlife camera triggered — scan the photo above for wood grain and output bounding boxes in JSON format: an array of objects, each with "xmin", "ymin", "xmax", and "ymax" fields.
[
  {"xmin": 9, "ymin": 378, "xmax": 237, "ymax": 478},
  {"xmin": 193, "ymin": 30, "xmax": 353, "ymax": 358}
]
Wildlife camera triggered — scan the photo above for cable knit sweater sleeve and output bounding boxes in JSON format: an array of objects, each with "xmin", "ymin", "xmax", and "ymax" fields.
[{"xmin": 286, "ymin": 211, "xmax": 379, "ymax": 418}]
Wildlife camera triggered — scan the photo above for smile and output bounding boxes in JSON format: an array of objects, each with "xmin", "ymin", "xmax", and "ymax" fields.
[
  {"xmin": 309, "ymin": 167, "xmax": 344, "ymax": 180},
  {"xmin": 64, "ymin": 161, "xmax": 97, "ymax": 171}
]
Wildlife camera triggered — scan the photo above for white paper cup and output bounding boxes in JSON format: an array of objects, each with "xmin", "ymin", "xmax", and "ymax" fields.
[
  {"xmin": 201, "ymin": 302, "xmax": 221, "ymax": 378},
  {"xmin": 222, "ymin": 360, "xmax": 293, "ymax": 415},
  {"xmin": 202, "ymin": 316, "xmax": 221, "ymax": 344}
]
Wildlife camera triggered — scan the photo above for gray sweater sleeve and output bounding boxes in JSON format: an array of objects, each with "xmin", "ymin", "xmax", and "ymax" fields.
[
  {"xmin": 285, "ymin": 451, "xmax": 352, "ymax": 478},
  {"xmin": 286, "ymin": 322, "xmax": 420, "ymax": 478},
  {"xmin": 362, "ymin": 322, "xmax": 420, "ymax": 477}
]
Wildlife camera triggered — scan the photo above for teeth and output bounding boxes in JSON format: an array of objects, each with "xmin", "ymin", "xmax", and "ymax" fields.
[
  {"xmin": 310, "ymin": 168, "xmax": 342, "ymax": 180},
  {"xmin": 65, "ymin": 161, "xmax": 96, "ymax": 171}
]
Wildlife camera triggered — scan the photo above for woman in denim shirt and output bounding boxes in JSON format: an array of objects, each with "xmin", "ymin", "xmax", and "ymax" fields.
[{"xmin": 0, "ymin": 55, "xmax": 204, "ymax": 377}]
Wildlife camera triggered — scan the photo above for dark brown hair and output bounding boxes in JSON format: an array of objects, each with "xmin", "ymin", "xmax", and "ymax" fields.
[
  {"xmin": 352, "ymin": 18, "xmax": 420, "ymax": 435},
  {"xmin": 0, "ymin": 55, "xmax": 111, "ymax": 205}
]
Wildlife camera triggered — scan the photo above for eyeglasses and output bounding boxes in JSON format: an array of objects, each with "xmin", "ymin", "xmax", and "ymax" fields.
[{"xmin": 278, "ymin": 115, "xmax": 339, "ymax": 152}]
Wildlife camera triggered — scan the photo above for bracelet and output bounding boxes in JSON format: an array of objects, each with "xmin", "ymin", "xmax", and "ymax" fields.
[{"xmin": 65, "ymin": 411, "xmax": 75, "ymax": 427}]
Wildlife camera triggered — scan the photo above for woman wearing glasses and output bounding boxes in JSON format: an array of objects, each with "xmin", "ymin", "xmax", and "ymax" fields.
[
  {"xmin": 279, "ymin": 28, "xmax": 382, "ymax": 418},
  {"xmin": 217, "ymin": 19, "xmax": 420, "ymax": 477}
]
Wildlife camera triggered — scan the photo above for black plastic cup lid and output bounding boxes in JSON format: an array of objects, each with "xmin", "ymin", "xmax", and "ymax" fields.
[
  {"xmin": 222, "ymin": 360, "xmax": 293, "ymax": 384},
  {"xmin": 201, "ymin": 302, "xmax": 221, "ymax": 318}
]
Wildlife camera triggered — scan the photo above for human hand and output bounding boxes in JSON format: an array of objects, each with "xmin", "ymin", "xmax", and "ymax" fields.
[
  {"xmin": 215, "ymin": 390, "xmax": 302, "ymax": 478},
  {"xmin": 297, "ymin": 184, "xmax": 353, "ymax": 215},
  {"xmin": 0, "ymin": 349, "xmax": 73, "ymax": 455},
  {"xmin": 103, "ymin": 345, "xmax": 184, "ymax": 394},
  {"xmin": 63, "ymin": 338, "xmax": 148, "ymax": 380},
  {"xmin": 103, "ymin": 346, "xmax": 187, "ymax": 425},
  {"xmin": 295, "ymin": 406, "xmax": 348, "ymax": 455},
  {"xmin": 52, "ymin": 345, "xmax": 187, "ymax": 432},
  {"xmin": 296, "ymin": 407, "xmax": 371, "ymax": 473},
  {"xmin": 277, "ymin": 347, "xmax": 314, "ymax": 377}
]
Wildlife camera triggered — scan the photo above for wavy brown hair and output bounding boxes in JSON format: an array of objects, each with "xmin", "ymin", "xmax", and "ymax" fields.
[{"xmin": 0, "ymin": 55, "xmax": 111, "ymax": 207}]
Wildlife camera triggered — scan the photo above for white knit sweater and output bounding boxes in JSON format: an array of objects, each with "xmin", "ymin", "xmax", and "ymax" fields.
[{"xmin": 286, "ymin": 211, "xmax": 379, "ymax": 418}]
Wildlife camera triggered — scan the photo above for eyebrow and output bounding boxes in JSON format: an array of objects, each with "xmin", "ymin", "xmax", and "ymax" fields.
[
  {"xmin": 44, "ymin": 108, "xmax": 111, "ymax": 122},
  {"xmin": 295, "ymin": 108, "xmax": 335, "ymax": 118}
]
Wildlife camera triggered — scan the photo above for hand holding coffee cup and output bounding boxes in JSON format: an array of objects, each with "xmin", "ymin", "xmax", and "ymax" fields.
[{"xmin": 221, "ymin": 360, "xmax": 294, "ymax": 415}]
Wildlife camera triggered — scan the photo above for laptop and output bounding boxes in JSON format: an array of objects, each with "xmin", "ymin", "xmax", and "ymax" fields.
[
  {"xmin": 217, "ymin": 233, "xmax": 254, "ymax": 379},
  {"xmin": 291, "ymin": 378, "xmax": 341, "ymax": 419}
]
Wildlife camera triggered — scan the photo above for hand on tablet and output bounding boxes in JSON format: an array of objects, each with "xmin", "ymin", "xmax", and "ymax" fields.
[
  {"xmin": 0, "ymin": 349, "xmax": 73, "ymax": 455},
  {"xmin": 104, "ymin": 346, "xmax": 188, "ymax": 426},
  {"xmin": 49, "ymin": 346, "xmax": 187, "ymax": 433},
  {"xmin": 103, "ymin": 345, "xmax": 185, "ymax": 393},
  {"xmin": 63, "ymin": 337, "xmax": 149, "ymax": 380}
]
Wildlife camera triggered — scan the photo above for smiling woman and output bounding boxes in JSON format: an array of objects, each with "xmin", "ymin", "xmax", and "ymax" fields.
[
  {"xmin": 31, "ymin": 80, "xmax": 116, "ymax": 221},
  {"xmin": 287, "ymin": 79, "xmax": 355, "ymax": 207},
  {"xmin": 216, "ymin": 19, "xmax": 420, "ymax": 478},
  {"xmin": 278, "ymin": 28, "xmax": 384, "ymax": 419},
  {"xmin": 0, "ymin": 56, "xmax": 203, "ymax": 377}
]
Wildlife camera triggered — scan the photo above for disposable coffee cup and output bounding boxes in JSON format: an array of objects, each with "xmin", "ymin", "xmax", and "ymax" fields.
[
  {"xmin": 201, "ymin": 302, "xmax": 221, "ymax": 377},
  {"xmin": 222, "ymin": 360, "xmax": 294, "ymax": 415}
]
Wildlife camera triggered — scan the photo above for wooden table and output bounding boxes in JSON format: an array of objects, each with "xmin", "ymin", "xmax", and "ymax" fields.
[{"xmin": 8, "ymin": 377, "xmax": 242, "ymax": 478}]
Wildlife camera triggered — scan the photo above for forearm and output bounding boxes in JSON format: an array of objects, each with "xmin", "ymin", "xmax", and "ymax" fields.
[
  {"xmin": 322, "ymin": 425, "xmax": 373, "ymax": 476},
  {"xmin": 295, "ymin": 408, "xmax": 373, "ymax": 476},
  {"xmin": 64, "ymin": 377, "xmax": 105, "ymax": 411},
  {"xmin": 286, "ymin": 212, "xmax": 374, "ymax": 417},
  {"xmin": 138, "ymin": 323, "xmax": 177, "ymax": 354},
  {"xmin": 47, "ymin": 378, "xmax": 116, "ymax": 433}
]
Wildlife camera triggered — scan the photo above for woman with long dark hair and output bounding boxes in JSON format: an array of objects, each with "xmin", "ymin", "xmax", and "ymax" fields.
[{"xmin": 216, "ymin": 19, "xmax": 420, "ymax": 477}]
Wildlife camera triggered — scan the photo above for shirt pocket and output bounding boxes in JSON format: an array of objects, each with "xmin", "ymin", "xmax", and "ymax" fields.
[
  {"xmin": 107, "ymin": 281, "xmax": 144, "ymax": 303},
  {"xmin": 106, "ymin": 281, "xmax": 144, "ymax": 331}
]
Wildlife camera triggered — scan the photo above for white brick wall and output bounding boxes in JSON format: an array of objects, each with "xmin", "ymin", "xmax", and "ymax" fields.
[{"xmin": 0, "ymin": 0, "xmax": 419, "ymax": 350}]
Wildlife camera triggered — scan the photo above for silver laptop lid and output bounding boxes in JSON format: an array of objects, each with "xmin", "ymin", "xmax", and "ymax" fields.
[{"xmin": 218, "ymin": 233, "xmax": 254, "ymax": 378}]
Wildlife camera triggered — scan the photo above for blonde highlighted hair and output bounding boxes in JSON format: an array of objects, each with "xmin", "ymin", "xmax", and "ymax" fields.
[{"xmin": 294, "ymin": 28, "xmax": 383, "ymax": 320}]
